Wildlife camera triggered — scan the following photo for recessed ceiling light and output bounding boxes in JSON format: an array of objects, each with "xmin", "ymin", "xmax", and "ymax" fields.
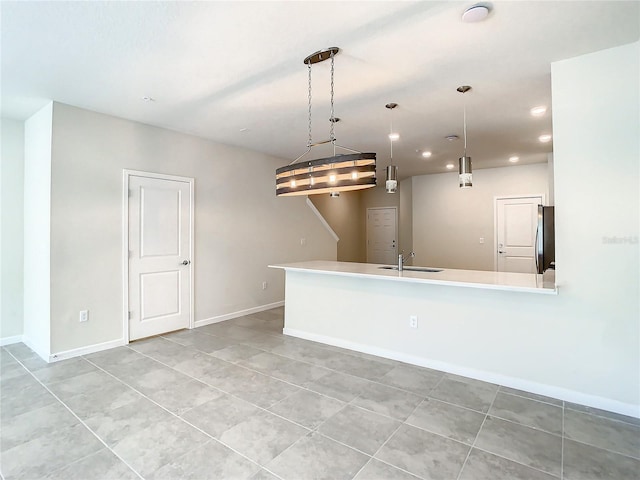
[
  {"xmin": 446, "ymin": 163, "xmax": 455, "ymax": 170},
  {"xmin": 388, "ymin": 133, "xmax": 400, "ymax": 141},
  {"xmin": 422, "ymin": 151, "xmax": 432, "ymax": 158},
  {"xmin": 530, "ymin": 106, "xmax": 547, "ymax": 116},
  {"xmin": 239, "ymin": 128, "xmax": 249, "ymax": 132},
  {"xmin": 142, "ymin": 96, "xmax": 155, "ymax": 102},
  {"xmin": 462, "ymin": 4, "xmax": 490, "ymax": 23},
  {"xmin": 539, "ymin": 134, "xmax": 552, "ymax": 143},
  {"xmin": 509, "ymin": 156, "xmax": 519, "ymax": 163},
  {"xmin": 445, "ymin": 135, "xmax": 459, "ymax": 141}
]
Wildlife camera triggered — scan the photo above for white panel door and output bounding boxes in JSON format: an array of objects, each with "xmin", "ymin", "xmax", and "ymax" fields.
[
  {"xmin": 128, "ymin": 175, "xmax": 192, "ymax": 340},
  {"xmin": 366, "ymin": 207, "xmax": 398, "ymax": 265},
  {"xmin": 496, "ymin": 196, "xmax": 542, "ymax": 273}
]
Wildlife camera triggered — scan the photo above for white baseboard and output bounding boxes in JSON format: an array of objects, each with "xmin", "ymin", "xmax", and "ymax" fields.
[
  {"xmin": 49, "ymin": 338, "xmax": 126, "ymax": 363},
  {"xmin": 194, "ymin": 301, "xmax": 284, "ymax": 328},
  {"xmin": 283, "ymin": 327, "xmax": 640, "ymax": 419},
  {"xmin": 0, "ymin": 335, "xmax": 23, "ymax": 346}
]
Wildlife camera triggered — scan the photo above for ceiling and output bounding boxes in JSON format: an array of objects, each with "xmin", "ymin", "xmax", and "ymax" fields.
[{"xmin": 2, "ymin": 1, "xmax": 638, "ymax": 179}]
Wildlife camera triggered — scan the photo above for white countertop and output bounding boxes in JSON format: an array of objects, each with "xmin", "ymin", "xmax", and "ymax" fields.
[{"xmin": 270, "ymin": 260, "xmax": 557, "ymax": 295}]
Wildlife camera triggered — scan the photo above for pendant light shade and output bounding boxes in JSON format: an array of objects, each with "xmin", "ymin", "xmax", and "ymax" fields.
[
  {"xmin": 459, "ymin": 156, "xmax": 472, "ymax": 188},
  {"xmin": 457, "ymin": 85, "xmax": 473, "ymax": 188},
  {"xmin": 385, "ymin": 102, "xmax": 399, "ymax": 194},
  {"xmin": 385, "ymin": 165, "xmax": 398, "ymax": 193},
  {"xmin": 276, "ymin": 47, "xmax": 377, "ymax": 197}
]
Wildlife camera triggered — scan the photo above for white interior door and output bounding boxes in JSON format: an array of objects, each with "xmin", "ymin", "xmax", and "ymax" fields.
[
  {"xmin": 496, "ymin": 196, "xmax": 542, "ymax": 273},
  {"xmin": 127, "ymin": 173, "xmax": 193, "ymax": 340},
  {"xmin": 366, "ymin": 207, "xmax": 398, "ymax": 265}
]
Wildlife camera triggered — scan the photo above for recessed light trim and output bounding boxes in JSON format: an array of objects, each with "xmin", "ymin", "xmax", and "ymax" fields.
[
  {"xmin": 509, "ymin": 156, "xmax": 519, "ymax": 163},
  {"xmin": 446, "ymin": 163, "xmax": 455, "ymax": 170},
  {"xmin": 462, "ymin": 4, "xmax": 490, "ymax": 23},
  {"xmin": 538, "ymin": 134, "xmax": 552, "ymax": 143},
  {"xmin": 422, "ymin": 151, "xmax": 432, "ymax": 158},
  {"xmin": 388, "ymin": 133, "xmax": 400, "ymax": 141},
  {"xmin": 530, "ymin": 106, "xmax": 547, "ymax": 116}
]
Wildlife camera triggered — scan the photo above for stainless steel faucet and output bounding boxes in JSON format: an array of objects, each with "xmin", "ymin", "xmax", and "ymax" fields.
[{"xmin": 398, "ymin": 251, "xmax": 415, "ymax": 271}]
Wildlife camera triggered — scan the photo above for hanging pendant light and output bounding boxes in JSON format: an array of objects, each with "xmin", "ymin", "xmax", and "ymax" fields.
[
  {"xmin": 457, "ymin": 85, "xmax": 473, "ymax": 188},
  {"xmin": 276, "ymin": 48, "xmax": 377, "ymax": 197},
  {"xmin": 385, "ymin": 103, "xmax": 399, "ymax": 194}
]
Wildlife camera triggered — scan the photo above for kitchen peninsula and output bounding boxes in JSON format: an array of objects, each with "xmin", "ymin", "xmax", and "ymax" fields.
[{"xmin": 270, "ymin": 260, "xmax": 564, "ymax": 403}]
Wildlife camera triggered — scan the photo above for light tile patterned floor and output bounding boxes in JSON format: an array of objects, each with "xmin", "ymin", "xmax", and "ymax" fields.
[{"xmin": 1, "ymin": 307, "xmax": 639, "ymax": 479}]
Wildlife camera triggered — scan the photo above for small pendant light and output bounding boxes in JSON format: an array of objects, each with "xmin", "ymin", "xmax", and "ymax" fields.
[
  {"xmin": 457, "ymin": 85, "xmax": 473, "ymax": 188},
  {"xmin": 385, "ymin": 103, "xmax": 399, "ymax": 194}
]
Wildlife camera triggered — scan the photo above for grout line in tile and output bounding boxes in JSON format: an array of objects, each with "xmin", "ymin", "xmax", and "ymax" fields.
[
  {"xmin": 470, "ymin": 445, "xmax": 562, "ymax": 479},
  {"xmin": 83, "ymin": 355, "xmax": 276, "ymax": 475},
  {"xmin": 498, "ymin": 387, "xmax": 564, "ymax": 409},
  {"xmin": 561, "ymin": 400, "xmax": 565, "ymax": 480},
  {"xmin": 3, "ymin": 350, "xmax": 145, "ymax": 480},
  {"xmin": 455, "ymin": 382, "xmax": 499, "ymax": 480}
]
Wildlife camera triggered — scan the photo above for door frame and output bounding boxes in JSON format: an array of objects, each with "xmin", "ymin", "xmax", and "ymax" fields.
[
  {"xmin": 493, "ymin": 193, "xmax": 545, "ymax": 272},
  {"xmin": 122, "ymin": 169, "xmax": 195, "ymax": 344},
  {"xmin": 366, "ymin": 206, "xmax": 398, "ymax": 264}
]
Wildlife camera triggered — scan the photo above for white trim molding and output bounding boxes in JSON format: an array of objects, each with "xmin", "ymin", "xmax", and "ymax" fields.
[
  {"xmin": 195, "ymin": 301, "xmax": 285, "ymax": 328},
  {"xmin": 306, "ymin": 197, "xmax": 339, "ymax": 242},
  {"xmin": 0, "ymin": 335, "xmax": 24, "ymax": 347},
  {"xmin": 283, "ymin": 327, "xmax": 639, "ymax": 419},
  {"xmin": 49, "ymin": 338, "xmax": 126, "ymax": 363}
]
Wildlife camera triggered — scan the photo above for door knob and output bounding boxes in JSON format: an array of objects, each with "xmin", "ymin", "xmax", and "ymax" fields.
[
  {"xmin": 182, "ymin": 260, "xmax": 191, "ymax": 265},
  {"xmin": 498, "ymin": 250, "xmax": 506, "ymax": 254}
]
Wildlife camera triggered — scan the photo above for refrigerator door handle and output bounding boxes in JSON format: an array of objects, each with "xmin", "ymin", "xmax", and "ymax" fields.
[{"xmin": 535, "ymin": 226, "xmax": 540, "ymax": 273}]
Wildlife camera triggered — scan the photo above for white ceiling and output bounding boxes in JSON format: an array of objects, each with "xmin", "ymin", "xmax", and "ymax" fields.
[{"xmin": 2, "ymin": 1, "xmax": 638, "ymax": 179}]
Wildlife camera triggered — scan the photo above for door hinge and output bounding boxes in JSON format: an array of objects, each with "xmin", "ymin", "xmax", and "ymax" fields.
[{"xmin": 128, "ymin": 311, "xmax": 132, "ymax": 320}]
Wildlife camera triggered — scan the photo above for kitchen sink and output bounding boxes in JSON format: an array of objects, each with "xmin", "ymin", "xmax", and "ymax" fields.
[{"xmin": 378, "ymin": 266, "xmax": 443, "ymax": 273}]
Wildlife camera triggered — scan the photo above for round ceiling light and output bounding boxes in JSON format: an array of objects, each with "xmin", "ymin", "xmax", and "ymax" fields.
[
  {"xmin": 509, "ymin": 156, "xmax": 520, "ymax": 163},
  {"xmin": 539, "ymin": 134, "xmax": 552, "ymax": 143},
  {"xmin": 422, "ymin": 151, "xmax": 432, "ymax": 158},
  {"xmin": 446, "ymin": 163, "xmax": 455, "ymax": 170},
  {"xmin": 462, "ymin": 4, "xmax": 490, "ymax": 23},
  {"xmin": 530, "ymin": 106, "xmax": 547, "ymax": 116}
]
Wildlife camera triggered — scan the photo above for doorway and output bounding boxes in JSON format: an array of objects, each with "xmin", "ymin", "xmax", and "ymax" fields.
[
  {"xmin": 123, "ymin": 170, "xmax": 194, "ymax": 341},
  {"xmin": 495, "ymin": 195, "xmax": 543, "ymax": 273},
  {"xmin": 366, "ymin": 207, "xmax": 398, "ymax": 265}
]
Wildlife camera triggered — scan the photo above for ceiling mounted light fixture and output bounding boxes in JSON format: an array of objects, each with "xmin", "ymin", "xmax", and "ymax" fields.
[
  {"xmin": 457, "ymin": 85, "xmax": 473, "ymax": 188},
  {"xmin": 385, "ymin": 103, "xmax": 399, "ymax": 194},
  {"xmin": 462, "ymin": 4, "xmax": 490, "ymax": 23},
  {"xmin": 275, "ymin": 47, "xmax": 376, "ymax": 197}
]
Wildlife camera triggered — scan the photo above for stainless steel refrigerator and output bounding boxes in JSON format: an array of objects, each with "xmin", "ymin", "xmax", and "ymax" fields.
[{"xmin": 536, "ymin": 205, "xmax": 555, "ymax": 274}]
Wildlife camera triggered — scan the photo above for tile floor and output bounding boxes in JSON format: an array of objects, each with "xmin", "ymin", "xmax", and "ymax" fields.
[{"xmin": 1, "ymin": 307, "xmax": 639, "ymax": 479}]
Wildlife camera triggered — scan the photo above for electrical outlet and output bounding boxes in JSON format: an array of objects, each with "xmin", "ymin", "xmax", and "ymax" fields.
[
  {"xmin": 479, "ymin": 237, "xmax": 485, "ymax": 244},
  {"xmin": 409, "ymin": 315, "xmax": 418, "ymax": 328},
  {"xmin": 300, "ymin": 237, "xmax": 307, "ymax": 246},
  {"xmin": 262, "ymin": 281, "xmax": 268, "ymax": 290},
  {"xmin": 79, "ymin": 310, "xmax": 89, "ymax": 323}
]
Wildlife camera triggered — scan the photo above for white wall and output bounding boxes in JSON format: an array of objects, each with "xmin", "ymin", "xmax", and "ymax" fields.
[
  {"xmin": 311, "ymin": 192, "xmax": 364, "ymax": 262},
  {"xmin": 551, "ymin": 41, "xmax": 639, "ymax": 408},
  {"xmin": 22, "ymin": 103, "xmax": 53, "ymax": 358},
  {"xmin": 282, "ymin": 42, "xmax": 640, "ymax": 415},
  {"xmin": 399, "ymin": 178, "xmax": 412, "ymax": 258},
  {"xmin": 44, "ymin": 103, "xmax": 335, "ymax": 355},
  {"xmin": 412, "ymin": 163, "xmax": 549, "ymax": 270},
  {"xmin": 1, "ymin": 119, "xmax": 25, "ymax": 342}
]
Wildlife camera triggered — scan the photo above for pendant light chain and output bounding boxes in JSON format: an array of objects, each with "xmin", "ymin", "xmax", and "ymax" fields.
[{"xmin": 307, "ymin": 61, "xmax": 313, "ymax": 148}]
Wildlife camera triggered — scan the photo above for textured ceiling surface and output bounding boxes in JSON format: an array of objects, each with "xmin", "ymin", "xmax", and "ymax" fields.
[{"xmin": 2, "ymin": 1, "xmax": 638, "ymax": 178}]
